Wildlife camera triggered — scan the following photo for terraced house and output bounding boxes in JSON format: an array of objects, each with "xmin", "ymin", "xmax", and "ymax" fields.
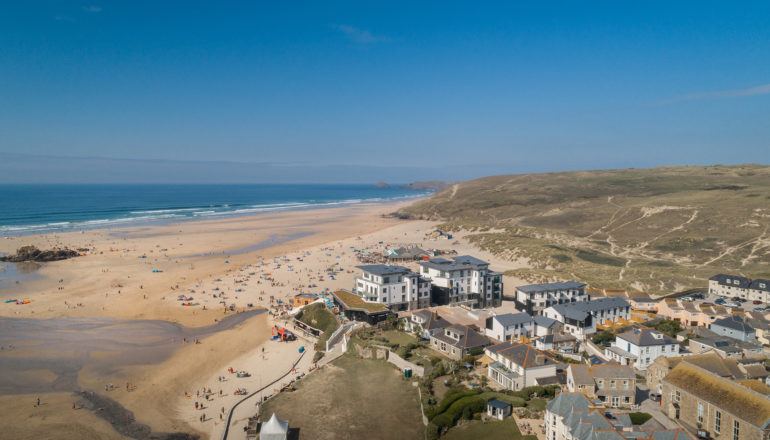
[
  {"xmin": 418, "ymin": 255, "xmax": 503, "ymax": 308},
  {"xmin": 662, "ymin": 362, "xmax": 770, "ymax": 440},
  {"xmin": 709, "ymin": 274, "xmax": 770, "ymax": 303},
  {"xmin": 515, "ymin": 281, "xmax": 588, "ymax": 315},
  {"xmin": 354, "ymin": 264, "xmax": 431, "ymax": 311},
  {"xmin": 543, "ymin": 297, "xmax": 630, "ymax": 339}
]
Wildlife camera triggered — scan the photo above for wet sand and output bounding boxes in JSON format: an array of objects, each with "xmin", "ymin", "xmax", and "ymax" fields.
[{"xmin": 0, "ymin": 310, "xmax": 263, "ymax": 395}]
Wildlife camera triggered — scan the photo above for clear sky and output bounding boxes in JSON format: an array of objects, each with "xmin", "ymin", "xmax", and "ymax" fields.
[{"xmin": 1, "ymin": 1, "xmax": 769, "ymax": 180}]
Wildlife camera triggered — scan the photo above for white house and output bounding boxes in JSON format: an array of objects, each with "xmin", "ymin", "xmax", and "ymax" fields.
[
  {"xmin": 484, "ymin": 312, "xmax": 533, "ymax": 342},
  {"xmin": 543, "ymin": 297, "xmax": 630, "ymax": 339},
  {"xmin": 485, "ymin": 342, "xmax": 558, "ymax": 390},
  {"xmin": 604, "ymin": 328, "xmax": 679, "ymax": 370},
  {"xmin": 709, "ymin": 274, "xmax": 770, "ymax": 303},
  {"xmin": 514, "ymin": 281, "xmax": 588, "ymax": 315},
  {"xmin": 418, "ymin": 255, "xmax": 503, "ymax": 308},
  {"xmin": 354, "ymin": 264, "xmax": 431, "ymax": 311}
]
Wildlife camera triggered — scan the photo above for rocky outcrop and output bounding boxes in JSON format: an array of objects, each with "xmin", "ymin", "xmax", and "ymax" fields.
[{"xmin": 0, "ymin": 245, "xmax": 80, "ymax": 262}]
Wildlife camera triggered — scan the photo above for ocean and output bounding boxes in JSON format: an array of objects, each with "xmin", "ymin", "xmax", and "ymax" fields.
[{"xmin": 0, "ymin": 184, "xmax": 427, "ymax": 235}]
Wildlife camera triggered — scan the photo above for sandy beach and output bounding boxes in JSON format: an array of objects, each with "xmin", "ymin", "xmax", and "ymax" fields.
[{"xmin": 0, "ymin": 200, "xmax": 532, "ymax": 439}]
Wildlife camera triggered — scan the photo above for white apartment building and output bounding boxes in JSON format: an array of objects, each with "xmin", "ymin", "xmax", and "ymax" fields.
[
  {"xmin": 354, "ymin": 264, "xmax": 431, "ymax": 311},
  {"xmin": 543, "ymin": 297, "xmax": 630, "ymax": 339},
  {"xmin": 484, "ymin": 312, "xmax": 533, "ymax": 342},
  {"xmin": 515, "ymin": 281, "xmax": 588, "ymax": 315},
  {"xmin": 418, "ymin": 255, "xmax": 503, "ymax": 308},
  {"xmin": 604, "ymin": 328, "xmax": 679, "ymax": 370},
  {"xmin": 709, "ymin": 274, "xmax": 770, "ymax": 303}
]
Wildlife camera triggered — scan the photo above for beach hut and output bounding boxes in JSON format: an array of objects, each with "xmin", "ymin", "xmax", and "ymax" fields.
[
  {"xmin": 486, "ymin": 399, "xmax": 512, "ymax": 420},
  {"xmin": 260, "ymin": 413, "xmax": 289, "ymax": 440}
]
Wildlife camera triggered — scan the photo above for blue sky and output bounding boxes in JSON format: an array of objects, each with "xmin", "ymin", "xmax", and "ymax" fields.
[{"xmin": 1, "ymin": 1, "xmax": 769, "ymax": 180}]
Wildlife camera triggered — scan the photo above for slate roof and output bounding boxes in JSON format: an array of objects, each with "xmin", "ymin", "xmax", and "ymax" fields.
[
  {"xmin": 412, "ymin": 310, "xmax": 450, "ymax": 331},
  {"xmin": 664, "ymin": 362, "xmax": 770, "ymax": 428},
  {"xmin": 551, "ymin": 297, "xmax": 630, "ymax": 321},
  {"xmin": 517, "ymin": 280, "xmax": 586, "ymax": 293},
  {"xmin": 546, "ymin": 392, "xmax": 591, "ymax": 417},
  {"xmin": 486, "ymin": 342, "xmax": 556, "ymax": 368},
  {"xmin": 418, "ymin": 255, "xmax": 489, "ymax": 271},
  {"xmin": 710, "ymin": 274, "xmax": 752, "ymax": 288},
  {"xmin": 749, "ymin": 279, "xmax": 770, "ymax": 292},
  {"xmin": 616, "ymin": 328, "xmax": 676, "ymax": 347},
  {"xmin": 547, "ymin": 392, "xmax": 690, "ymax": 440},
  {"xmin": 712, "ymin": 315, "xmax": 756, "ymax": 334},
  {"xmin": 534, "ymin": 315, "xmax": 560, "ymax": 328},
  {"xmin": 488, "ymin": 399, "xmax": 511, "ymax": 410},
  {"xmin": 356, "ymin": 264, "xmax": 413, "ymax": 276},
  {"xmin": 493, "ymin": 312, "xmax": 533, "ymax": 327},
  {"xmin": 432, "ymin": 324, "xmax": 490, "ymax": 350}
]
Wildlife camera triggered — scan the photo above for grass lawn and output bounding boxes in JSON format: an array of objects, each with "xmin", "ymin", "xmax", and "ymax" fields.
[
  {"xmin": 382, "ymin": 330, "xmax": 418, "ymax": 346},
  {"xmin": 444, "ymin": 417, "xmax": 537, "ymax": 440},
  {"xmin": 261, "ymin": 354, "xmax": 424, "ymax": 440},
  {"xmin": 297, "ymin": 303, "xmax": 339, "ymax": 350},
  {"xmin": 526, "ymin": 398, "xmax": 547, "ymax": 411}
]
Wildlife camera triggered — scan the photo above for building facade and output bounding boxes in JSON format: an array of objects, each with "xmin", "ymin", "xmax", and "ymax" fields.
[
  {"xmin": 418, "ymin": 255, "xmax": 503, "ymax": 308},
  {"xmin": 354, "ymin": 264, "xmax": 431, "ymax": 311},
  {"xmin": 710, "ymin": 316, "xmax": 757, "ymax": 342},
  {"xmin": 429, "ymin": 324, "xmax": 490, "ymax": 360},
  {"xmin": 662, "ymin": 362, "xmax": 770, "ymax": 440},
  {"xmin": 485, "ymin": 342, "xmax": 558, "ymax": 390},
  {"xmin": 605, "ymin": 328, "xmax": 680, "ymax": 370},
  {"xmin": 709, "ymin": 274, "xmax": 770, "ymax": 303},
  {"xmin": 515, "ymin": 281, "xmax": 588, "ymax": 315},
  {"xmin": 566, "ymin": 363, "xmax": 637, "ymax": 408},
  {"xmin": 543, "ymin": 297, "xmax": 630, "ymax": 339},
  {"xmin": 484, "ymin": 312, "xmax": 533, "ymax": 342}
]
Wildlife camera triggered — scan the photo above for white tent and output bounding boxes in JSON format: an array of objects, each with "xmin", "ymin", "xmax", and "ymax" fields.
[{"xmin": 260, "ymin": 413, "xmax": 288, "ymax": 440}]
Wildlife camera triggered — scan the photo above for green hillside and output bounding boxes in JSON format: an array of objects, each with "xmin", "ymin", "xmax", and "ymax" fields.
[{"xmin": 399, "ymin": 165, "xmax": 770, "ymax": 294}]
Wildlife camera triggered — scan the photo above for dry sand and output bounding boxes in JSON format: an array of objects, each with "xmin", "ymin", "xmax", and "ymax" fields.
[{"xmin": 0, "ymin": 200, "xmax": 532, "ymax": 439}]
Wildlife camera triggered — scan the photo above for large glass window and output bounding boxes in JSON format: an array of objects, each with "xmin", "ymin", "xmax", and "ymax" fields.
[
  {"xmin": 733, "ymin": 420, "xmax": 739, "ymax": 440},
  {"xmin": 715, "ymin": 411, "xmax": 721, "ymax": 433}
]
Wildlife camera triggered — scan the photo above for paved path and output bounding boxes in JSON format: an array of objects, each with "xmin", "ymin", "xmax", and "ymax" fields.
[
  {"xmin": 221, "ymin": 350, "xmax": 307, "ymax": 440},
  {"xmin": 639, "ymin": 399, "xmax": 679, "ymax": 429}
]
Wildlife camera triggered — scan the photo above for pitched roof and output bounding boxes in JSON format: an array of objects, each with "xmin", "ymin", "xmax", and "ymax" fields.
[
  {"xmin": 517, "ymin": 280, "xmax": 586, "ymax": 293},
  {"xmin": 664, "ymin": 362, "xmax": 770, "ymax": 428},
  {"xmin": 749, "ymin": 279, "xmax": 770, "ymax": 292},
  {"xmin": 616, "ymin": 328, "xmax": 676, "ymax": 346},
  {"xmin": 534, "ymin": 315, "xmax": 560, "ymax": 328},
  {"xmin": 738, "ymin": 379, "xmax": 770, "ymax": 396},
  {"xmin": 433, "ymin": 324, "xmax": 490, "ymax": 350},
  {"xmin": 486, "ymin": 342, "xmax": 556, "ymax": 369},
  {"xmin": 412, "ymin": 310, "xmax": 450, "ymax": 331},
  {"xmin": 551, "ymin": 297, "xmax": 630, "ymax": 321},
  {"xmin": 711, "ymin": 315, "xmax": 755, "ymax": 333},
  {"xmin": 710, "ymin": 274, "xmax": 752, "ymax": 288},
  {"xmin": 493, "ymin": 312, "xmax": 533, "ymax": 327},
  {"xmin": 546, "ymin": 392, "xmax": 591, "ymax": 417}
]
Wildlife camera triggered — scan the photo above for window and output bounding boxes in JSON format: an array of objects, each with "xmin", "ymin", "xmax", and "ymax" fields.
[
  {"xmin": 674, "ymin": 390, "xmax": 680, "ymax": 402},
  {"xmin": 697, "ymin": 402, "xmax": 704, "ymax": 424},
  {"xmin": 733, "ymin": 420, "xmax": 739, "ymax": 440},
  {"xmin": 715, "ymin": 411, "xmax": 721, "ymax": 434}
]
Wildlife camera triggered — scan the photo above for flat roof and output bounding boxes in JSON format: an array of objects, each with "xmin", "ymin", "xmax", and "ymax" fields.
[{"xmin": 332, "ymin": 290, "xmax": 389, "ymax": 314}]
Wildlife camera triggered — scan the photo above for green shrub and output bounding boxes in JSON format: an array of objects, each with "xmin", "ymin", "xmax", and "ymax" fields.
[{"xmin": 629, "ymin": 412, "xmax": 653, "ymax": 425}]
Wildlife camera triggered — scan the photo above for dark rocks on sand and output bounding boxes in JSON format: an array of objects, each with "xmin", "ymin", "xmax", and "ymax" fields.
[{"xmin": 0, "ymin": 245, "xmax": 80, "ymax": 262}]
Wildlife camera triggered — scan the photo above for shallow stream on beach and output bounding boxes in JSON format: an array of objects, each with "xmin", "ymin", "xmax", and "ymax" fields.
[{"xmin": 0, "ymin": 309, "xmax": 264, "ymax": 395}]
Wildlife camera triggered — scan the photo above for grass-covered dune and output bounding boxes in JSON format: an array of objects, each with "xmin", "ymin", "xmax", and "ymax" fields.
[{"xmin": 399, "ymin": 165, "xmax": 770, "ymax": 294}]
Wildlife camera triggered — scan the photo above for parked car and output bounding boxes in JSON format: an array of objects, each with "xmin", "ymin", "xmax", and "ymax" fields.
[
  {"xmin": 715, "ymin": 298, "xmax": 727, "ymax": 305},
  {"xmin": 753, "ymin": 300, "xmax": 763, "ymax": 305}
]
